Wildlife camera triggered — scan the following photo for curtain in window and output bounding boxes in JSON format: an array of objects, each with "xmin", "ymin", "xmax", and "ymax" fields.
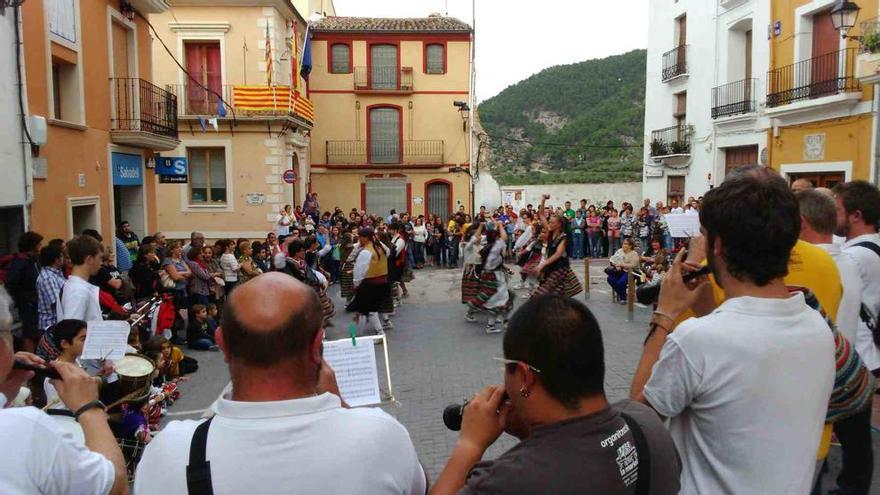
[
  {"xmin": 425, "ymin": 44, "xmax": 444, "ymax": 74},
  {"xmin": 190, "ymin": 150, "xmax": 208, "ymax": 203},
  {"xmin": 209, "ymin": 149, "xmax": 226, "ymax": 203},
  {"xmin": 331, "ymin": 44, "xmax": 351, "ymax": 73},
  {"xmin": 371, "ymin": 44, "xmax": 397, "ymax": 89},
  {"xmin": 370, "ymin": 108, "xmax": 401, "ymax": 164}
]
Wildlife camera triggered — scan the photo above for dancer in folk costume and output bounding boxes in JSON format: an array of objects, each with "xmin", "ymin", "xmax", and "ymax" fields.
[
  {"xmin": 347, "ymin": 227, "xmax": 392, "ymax": 336},
  {"xmin": 284, "ymin": 239, "xmax": 336, "ymax": 326},
  {"xmin": 461, "ymin": 223, "xmax": 484, "ymax": 321},
  {"xmin": 516, "ymin": 224, "xmax": 545, "ymax": 297},
  {"xmin": 468, "ymin": 220, "xmax": 514, "ymax": 334},
  {"xmin": 339, "ymin": 224, "xmax": 359, "ymax": 304},
  {"xmin": 532, "ymin": 195, "xmax": 583, "ymax": 298}
]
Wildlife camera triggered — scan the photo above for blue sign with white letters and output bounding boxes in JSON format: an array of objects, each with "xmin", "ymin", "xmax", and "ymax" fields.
[
  {"xmin": 155, "ymin": 157, "xmax": 188, "ymax": 183},
  {"xmin": 111, "ymin": 153, "xmax": 143, "ymax": 186}
]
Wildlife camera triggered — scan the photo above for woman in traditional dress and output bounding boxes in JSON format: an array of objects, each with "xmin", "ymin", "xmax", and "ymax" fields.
[
  {"xmin": 339, "ymin": 224, "xmax": 359, "ymax": 304},
  {"xmin": 347, "ymin": 227, "xmax": 391, "ymax": 337},
  {"xmin": 468, "ymin": 221, "xmax": 513, "ymax": 334},
  {"xmin": 461, "ymin": 222, "xmax": 484, "ymax": 322},
  {"xmin": 532, "ymin": 195, "xmax": 583, "ymax": 298},
  {"xmin": 518, "ymin": 225, "xmax": 545, "ymax": 297},
  {"xmin": 284, "ymin": 239, "xmax": 335, "ymax": 327}
]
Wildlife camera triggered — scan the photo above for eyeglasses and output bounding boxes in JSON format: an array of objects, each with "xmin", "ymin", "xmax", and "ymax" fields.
[{"xmin": 492, "ymin": 357, "xmax": 541, "ymax": 374}]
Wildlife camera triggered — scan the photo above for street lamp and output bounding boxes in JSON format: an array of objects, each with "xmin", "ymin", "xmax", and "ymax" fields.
[{"xmin": 831, "ymin": 0, "xmax": 861, "ymax": 39}]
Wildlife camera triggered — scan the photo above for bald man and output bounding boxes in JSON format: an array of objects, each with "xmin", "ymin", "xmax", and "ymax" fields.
[
  {"xmin": 791, "ymin": 177, "xmax": 814, "ymax": 193},
  {"xmin": 134, "ymin": 273, "xmax": 426, "ymax": 494}
]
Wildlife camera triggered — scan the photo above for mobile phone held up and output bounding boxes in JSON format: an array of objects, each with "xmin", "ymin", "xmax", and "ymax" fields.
[{"xmin": 13, "ymin": 360, "xmax": 61, "ymax": 380}]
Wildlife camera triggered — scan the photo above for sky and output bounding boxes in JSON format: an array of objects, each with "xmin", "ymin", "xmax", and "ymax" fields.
[{"xmin": 331, "ymin": 0, "xmax": 650, "ymax": 102}]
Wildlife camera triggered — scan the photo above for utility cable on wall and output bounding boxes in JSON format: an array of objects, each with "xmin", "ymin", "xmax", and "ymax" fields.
[{"xmin": 487, "ymin": 134, "xmax": 643, "ymax": 149}]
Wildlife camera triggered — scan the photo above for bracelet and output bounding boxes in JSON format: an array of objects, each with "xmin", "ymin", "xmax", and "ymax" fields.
[
  {"xmin": 74, "ymin": 400, "xmax": 106, "ymax": 422},
  {"xmin": 651, "ymin": 311, "xmax": 676, "ymax": 330}
]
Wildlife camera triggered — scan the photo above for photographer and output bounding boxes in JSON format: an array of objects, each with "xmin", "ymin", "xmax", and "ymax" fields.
[
  {"xmin": 431, "ymin": 295, "xmax": 680, "ymax": 494},
  {"xmin": 630, "ymin": 173, "xmax": 835, "ymax": 494}
]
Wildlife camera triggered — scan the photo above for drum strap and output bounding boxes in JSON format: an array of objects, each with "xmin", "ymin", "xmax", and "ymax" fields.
[{"xmin": 186, "ymin": 417, "xmax": 214, "ymax": 495}]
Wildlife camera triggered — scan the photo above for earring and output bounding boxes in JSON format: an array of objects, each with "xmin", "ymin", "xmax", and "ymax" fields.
[{"xmin": 519, "ymin": 387, "xmax": 530, "ymax": 398}]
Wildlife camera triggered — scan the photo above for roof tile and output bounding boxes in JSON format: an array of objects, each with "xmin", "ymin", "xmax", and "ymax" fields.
[{"xmin": 312, "ymin": 16, "xmax": 471, "ymax": 33}]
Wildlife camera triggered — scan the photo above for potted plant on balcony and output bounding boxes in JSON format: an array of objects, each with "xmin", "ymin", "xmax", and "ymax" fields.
[
  {"xmin": 857, "ymin": 29, "xmax": 880, "ymax": 83},
  {"xmin": 670, "ymin": 140, "xmax": 690, "ymax": 155},
  {"xmin": 650, "ymin": 138, "xmax": 669, "ymax": 157}
]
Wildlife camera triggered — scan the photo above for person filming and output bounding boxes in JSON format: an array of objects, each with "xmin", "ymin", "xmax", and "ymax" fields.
[{"xmin": 431, "ymin": 295, "xmax": 680, "ymax": 494}]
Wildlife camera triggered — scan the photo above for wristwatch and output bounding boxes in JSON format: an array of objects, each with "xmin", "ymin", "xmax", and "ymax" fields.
[{"xmin": 74, "ymin": 400, "xmax": 107, "ymax": 421}]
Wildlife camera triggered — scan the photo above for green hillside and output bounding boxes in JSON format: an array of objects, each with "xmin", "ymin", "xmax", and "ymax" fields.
[{"xmin": 479, "ymin": 49, "xmax": 646, "ymax": 185}]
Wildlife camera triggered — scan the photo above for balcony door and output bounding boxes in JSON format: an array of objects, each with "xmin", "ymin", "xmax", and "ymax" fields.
[
  {"xmin": 369, "ymin": 107, "xmax": 401, "ymax": 164},
  {"xmin": 185, "ymin": 41, "xmax": 222, "ymax": 114},
  {"xmin": 811, "ymin": 10, "xmax": 839, "ymax": 96},
  {"xmin": 111, "ymin": 21, "xmax": 133, "ymax": 129},
  {"xmin": 371, "ymin": 44, "xmax": 398, "ymax": 90}
]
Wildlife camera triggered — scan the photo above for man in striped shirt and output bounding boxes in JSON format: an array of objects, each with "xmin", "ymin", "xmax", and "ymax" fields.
[{"xmin": 36, "ymin": 245, "xmax": 66, "ymax": 332}]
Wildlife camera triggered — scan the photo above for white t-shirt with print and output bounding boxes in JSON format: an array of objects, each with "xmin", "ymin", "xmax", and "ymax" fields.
[{"xmin": 644, "ymin": 294, "xmax": 834, "ymax": 495}]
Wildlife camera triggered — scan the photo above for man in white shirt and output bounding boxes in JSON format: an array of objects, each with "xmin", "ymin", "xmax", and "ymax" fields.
[
  {"xmin": 135, "ymin": 273, "xmax": 426, "ymax": 494},
  {"xmin": 833, "ymin": 180, "xmax": 880, "ymax": 494},
  {"xmin": 630, "ymin": 174, "xmax": 835, "ymax": 494},
  {"xmin": 58, "ymin": 234, "xmax": 104, "ymax": 322},
  {"xmin": 0, "ymin": 330, "xmax": 128, "ymax": 494}
]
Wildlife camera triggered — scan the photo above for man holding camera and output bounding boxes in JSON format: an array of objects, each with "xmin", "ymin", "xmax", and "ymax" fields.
[
  {"xmin": 432, "ymin": 295, "xmax": 680, "ymax": 494},
  {"xmin": 630, "ymin": 173, "xmax": 835, "ymax": 494}
]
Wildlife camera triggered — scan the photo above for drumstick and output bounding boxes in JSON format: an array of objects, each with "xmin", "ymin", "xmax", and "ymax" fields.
[{"xmin": 104, "ymin": 389, "xmax": 151, "ymax": 412}]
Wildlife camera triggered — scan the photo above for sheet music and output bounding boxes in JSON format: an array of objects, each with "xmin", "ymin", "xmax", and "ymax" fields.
[
  {"xmin": 666, "ymin": 214, "xmax": 702, "ymax": 238},
  {"xmin": 81, "ymin": 321, "xmax": 130, "ymax": 362},
  {"xmin": 323, "ymin": 337, "xmax": 382, "ymax": 407}
]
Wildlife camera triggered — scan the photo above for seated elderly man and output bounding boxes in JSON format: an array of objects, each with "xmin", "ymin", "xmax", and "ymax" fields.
[{"xmin": 135, "ymin": 272, "xmax": 426, "ymax": 494}]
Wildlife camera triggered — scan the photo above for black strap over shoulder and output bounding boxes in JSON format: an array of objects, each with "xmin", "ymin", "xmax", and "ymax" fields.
[
  {"xmin": 186, "ymin": 417, "xmax": 214, "ymax": 495},
  {"xmin": 854, "ymin": 241, "xmax": 880, "ymax": 259},
  {"xmin": 620, "ymin": 412, "xmax": 651, "ymax": 495}
]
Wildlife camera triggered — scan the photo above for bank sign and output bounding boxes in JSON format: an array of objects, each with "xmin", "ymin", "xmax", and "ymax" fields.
[
  {"xmin": 155, "ymin": 157, "xmax": 188, "ymax": 184},
  {"xmin": 111, "ymin": 153, "xmax": 143, "ymax": 186}
]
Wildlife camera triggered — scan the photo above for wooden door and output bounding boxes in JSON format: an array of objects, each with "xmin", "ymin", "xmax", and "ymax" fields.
[
  {"xmin": 185, "ymin": 42, "xmax": 222, "ymax": 114},
  {"xmin": 112, "ymin": 23, "xmax": 130, "ymax": 79},
  {"xmin": 112, "ymin": 22, "xmax": 132, "ymax": 129},
  {"xmin": 678, "ymin": 15, "xmax": 687, "ymax": 46},
  {"xmin": 668, "ymin": 176, "xmax": 685, "ymax": 205},
  {"xmin": 789, "ymin": 172, "xmax": 845, "ymax": 189},
  {"xmin": 811, "ymin": 11, "xmax": 839, "ymax": 95},
  {"xmin": 724, "ymin": 145, "xmax": 759, "ymax": 177}
]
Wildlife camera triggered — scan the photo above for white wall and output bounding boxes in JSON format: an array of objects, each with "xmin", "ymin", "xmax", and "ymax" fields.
[
  {"xmin": 0, "ymin": 10, "xmax": 28, "ymax": 210},
  {"xmin": 642, "ymin": 0, "xmax": 770, "ymax": 202},
  {"xmin": 473, "ymin": 168, "xmax": 502, "ymax": 210},
  {"xmin": 499, "ymin": 182, "xmax": 643, "ymax": 211}
]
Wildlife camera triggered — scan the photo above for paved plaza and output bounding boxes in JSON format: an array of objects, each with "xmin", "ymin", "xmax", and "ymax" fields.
[{"xmin": 163, "ymin": 260, "xmax": 880, "ymax": 489}]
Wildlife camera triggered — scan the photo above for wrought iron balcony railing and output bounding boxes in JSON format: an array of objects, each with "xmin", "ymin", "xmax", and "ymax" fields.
[
  {"xmin": 711, "ymin": 78, "xmax": 757, "ymax": 119},
  {"xmin": 767, "ymin": 48, "xmax": 860, "ymax": 107},
  {"xmin": 111, "ymin": 78, "xmax": 178, "ymax": 138},
  {"xmin": 165, "ymin": 84, "xmax": 314, "ymax": 123},
  {"xmin": 649, "ymin": 125, "xmax": 691, "ymax": 157},
  {"xmin": 353, "ymin": 66, "xmax": 414, "ymax": 92},
  {"xmin": 662, "ymin": 45, "xmax": 688, "ymax": 81},
  {"xmin": 326, "ymin": 139, "xmax": 444, "ymax": 165}
]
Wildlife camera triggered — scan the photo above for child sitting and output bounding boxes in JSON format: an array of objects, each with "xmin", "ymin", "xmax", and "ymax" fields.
[
  {"xmin": 187, "ymin": 304, "xmax": 219, "ymax": 351},
  {"xmin": 206, "ymin": 303, "xmax": 220, "ymax": 337}
]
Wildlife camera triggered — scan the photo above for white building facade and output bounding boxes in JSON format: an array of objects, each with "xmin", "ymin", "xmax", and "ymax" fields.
[
  {"xmin": 0, "ymin": 6, "xmax": 32, "ymax": 253},
  {"xmin": 643, "ymin": 0, "xmax": 771, "ymax": 206}
]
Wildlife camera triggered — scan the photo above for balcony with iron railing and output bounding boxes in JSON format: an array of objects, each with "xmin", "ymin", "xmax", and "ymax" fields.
[
  {"xmin": 649, "ymin": 125, "xmax": 691, "ymax": 159},
  {"xmin": 767, "ymin": 48, "xmax": 860, "ymax": 108},
  {"xmin": 662, "ymin": 45, "xmax": 688, "ymax": 82},
  {"xmin": 711, "ymin": 78, "xmax": 757, "ymax": 119},
  {"xmin": 165, "ymin": 84, "xmax": 314, "ymax": 124},
  {"xmin": 353, "ymin": 66, "xmax": 414, "ymax": 93},
  {"xmin": 110, "ymin": 78, "xmax": 179, "ymax": 151},
  {"xmin": 326, "ymin": 140, "xmax": 444, "ymax": 166}
]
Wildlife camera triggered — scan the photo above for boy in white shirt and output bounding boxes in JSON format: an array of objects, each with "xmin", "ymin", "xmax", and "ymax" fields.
[{"xmin": 57, "ymin": 235, "xmax": 104, "ymax": 322}]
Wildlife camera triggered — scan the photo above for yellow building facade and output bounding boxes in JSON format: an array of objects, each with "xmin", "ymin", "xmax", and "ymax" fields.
[
  {"xmin": 309, "ymin": 16, "xmax": 474, "ymax": 219},
  {"xmin": 150, "ymin": 1, "xmax": 313, "ymax": 239},
  {"xmin": 767, "ymin": 0, "xmax": 878, "ymax": 186}
]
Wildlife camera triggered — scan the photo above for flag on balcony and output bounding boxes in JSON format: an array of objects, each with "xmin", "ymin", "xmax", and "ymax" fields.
[
  {"xmin": 198, "ymin": 117, "xmax": 207, "ymax": 132},
  {"xmin": 265, "ymin": 23, "xmax": 273, "ymax": 86},
  {"xmin": 301, "ymin": 31, "xmax": 312, "ymax": 81},
  {"xmin": 292, "ymin": 22, "xmax": 300, "ymax": 93},
  {"xmin": 217, "ymin": 96, "xmax": 227, "ymax": 118}
]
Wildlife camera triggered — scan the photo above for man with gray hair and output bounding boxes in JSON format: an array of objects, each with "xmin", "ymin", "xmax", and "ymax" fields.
[{"xmin": 183, "ymin": 231, "xmax": 206, "ymax": 257}]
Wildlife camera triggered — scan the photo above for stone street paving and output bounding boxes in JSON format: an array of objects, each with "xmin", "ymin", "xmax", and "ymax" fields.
[{"xmin": 164, "ymin": 260, "xmax": 880, "ymax": 489}]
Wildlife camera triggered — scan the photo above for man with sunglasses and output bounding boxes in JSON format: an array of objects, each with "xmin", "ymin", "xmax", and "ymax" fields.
[{"xmin": 431, "ymin": 295, "xmax": 680, "ymax": 494}]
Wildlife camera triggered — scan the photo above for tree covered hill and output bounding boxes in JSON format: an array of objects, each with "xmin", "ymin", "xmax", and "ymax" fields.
[{"xmin": 479, "ymin": 49, "xmax": 646, "ymax": 185}]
